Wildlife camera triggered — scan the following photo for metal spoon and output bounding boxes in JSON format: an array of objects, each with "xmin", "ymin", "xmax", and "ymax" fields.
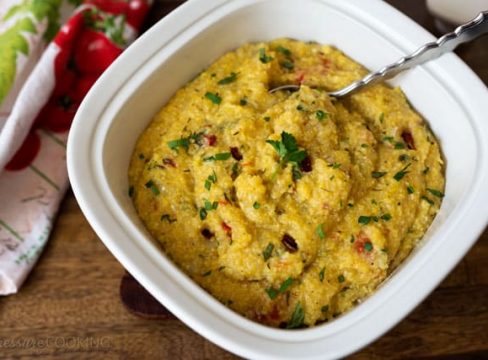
[{"xmin": 270, "ymin": 11, "xmax": 488, "ymax": 98}]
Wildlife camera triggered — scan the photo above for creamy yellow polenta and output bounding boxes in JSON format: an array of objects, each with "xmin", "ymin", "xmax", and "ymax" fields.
[{"xmin": 129, "ymin": 39, "xmax": 445, "ymax": 328}]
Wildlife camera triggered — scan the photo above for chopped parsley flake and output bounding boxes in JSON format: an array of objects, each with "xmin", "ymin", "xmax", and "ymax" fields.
[
  {"xmin": 393, "ymin": 163, "xmax": 411, "ymax": 181},
  {"xmin": 253, "ymin": 201, "xmax": 261, "ymax": 209},
  {"xmin": 168, "ymin": 137, "xmax": 190, "ymax": 151},
  {"xmin": 266, "ymin": 287, "xmax": 278, "ymax": 300},
  {"xmin": 364, "ymin": 242, "xmax": 373, "ymax": 252},
  {"xmin": 204, "ymin": 152, "xmax": 232, "ymax": 162},
  {"xmin": 421, "ymin": 195, "xmax": 434, "ymax": 205},
  {"xmin": 263, "ymin": 243, "xmax": 274, "ymax": 261},
  {"xmin": 358, "ymin": 215, "xmax": 371, "ymax": 225},
  {"xmin": 266, "ymin": 131, "xmax": 308, "ymax": 180},
  {"xmin": 321, "ymin": 305, "xmax": 329, "ymax": 313},
  {"xmin": 145, "ymin": 180, "xmax": 160, "ymax": 195},
  {"xmin": 381, "ymin": 213, "xmax": 392, "ymax": 221},
  {"xmin": 394, "ymin": 142, "xmax": 406, "ymax": 149},
  {"xmin": 138, "ymin": 153, "xmax": 145, "ymax": 160},
  {"xmin": 205, "ymin": 171, "xmax": 217, "ymax": 190},
  {"xmin": 258, "ymin": 48, "xmax": 273, "ymax": 63},
  {"xmin": 382, "ymin": 136, "xmax": 394, "ymax": 143},
  {"xmin": 338, "ymin": 275, "xmax": 345, "ymax": 283},
  {"xmin": 204, "ymin": 92, "xmax": 222, "ymax": 104},
  {"xmin": 199, "ymin": 208, "xmax": 207, "ymax": 220},
  {"xmin": 372, "ymin": 171, "xmax": 387, "ymax": 178},
  {"xmin": 427, "ymin": 188, "xmax": 444, "ymax": 198},
  {"xmin": 316, "ymin": 110, "xmax": 327, "ymax": 121},
  {"xmin": 161, "ymin": 214, "xmax": 177, "ymax": 223},
  {"xmin": 319, "ymin": 267, "xmax": 325, "ymax": 282},
  {"xmin": 239, "ymin": 98, "xmax": 248, "ymax": 106},
  {"xmin": 204, "ymin": 200, "xmax": 218, "ymax": 211},
  {"xmin": 217, "ymin": 72, "xmax": 237, "ymax": 85},
  {"xmin": 276, "ymin": 45, "xmax": 292, "ymax": 57},
  {"xmin": 379, "ymin": 113, "xmax": 385, "ymax": 123},
  {"xmin": 286, "ymin": 303, "xmax": 305, "ymax": 329},
  {"xmin": 279, "ymin": 277, "xmax": 293, "ymax": 293},
  {"xmin": 281, "ymin": 61, "xmax": 294, "ymax": 70},
  {"xmin": 263, "ymin": 116, "xmax": 271, "ymax": 122},
  {"xmin": 329, "ymin": 162, "xmax": 341, "ymax": 169},
  {"xmin": 423, "ymin": 166, "xmax": 430, "ymax": 174},
  {"xmin": 316, "ymin": 224, "xmax": 326, "ymax": 239},
  {"xmin": 202, "ymin": 270, "xmax": 212, "ymax": 277},
  {"xmin": 296, "ymin": 104, "xmax": 305, "ymax": 111},
  {"xmin": 407, "ymin": 184, "xmax": 415, "ymax": 194}
]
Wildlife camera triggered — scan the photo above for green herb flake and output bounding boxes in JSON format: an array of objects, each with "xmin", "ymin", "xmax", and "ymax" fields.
[
  {"xmin": 350, "ymin": 235, "xmax": 355, "ymax": 243},
  {"xmin": 205, "ymin": 171, "xmax": 217, "ymax": 191},
  {"xmin": 279, "ymin": 277, "xmax": 293, "ymax": 293},
  {"xmin": 379, "ymin": 113, "xmax": 385, "ymax": 123},
  {"xmin": 316, "ymin": 110, "xmax": 328, "ymax": 121},
  {"xmin": 145, "ymin": 180, "xmax": 160, "ymax": 195},
  {"xmin": 407, "ymin": 184, "xmax": 415, "ymax": 194},
  {"xmin": 286, "ymin": 303, "xmax": 305, "ymax": 329},
  {"xmin": 258, "ymin": 48, "xmax": 273, "ymax": 63},
  {"xmin": 168, "ymin": 138, "xmax": 190, "ymax": 151},
  {"xmin": 338, "ymin": 274, "xmax": 345, "ymax": 283},
  {"xmin": 381, "ymin": 213, "xmax": 392, "ymax": 221},
  {"xmin": 372, "ymin": 171, "xmax": 387, "ymax": 178},
  {"xmin": 217, "ymin": 72, "xmax": 237, "ymax": 85},
  {"xmin": 239, "ymin": 98, "xmax": 248, "ymax": 106},
  {"xmin": 199, "ymin": 208, "xmax": 207, "ymax": 220},
  {"xmin": 393, "ymin": 163, "xmax": 411, "ymax": 181},
  {"xmin": 319, "ymin": 267, "xmax": 325, "ymax": 282},
  {"xmin": 421, "ymin": 195, "xmax": 434, "ymax": 205},
  {"xmin": 394, "ymin": 142, "xmax": 406, "ymax": 150},
  {"xmin": 281, "ymin": 61, "xmax": 294, "ymax": 70},
  {"xmin": 253, "ymin": 201, "xmax": 261, "ymax": 209},
  {"xmin": 263, "ymin": 116, "xmax": 271, "ymax": 122},
  {"xmin": 364, "ymin": 241, "xmax": 373, "ymax": 252},
  {"xmin": 316, "ymin": 224, "xmax": 326, "ymax": 239},
  {"xmin": 231, "ymin": 162, "xmax": 240, "ymax": 179},
  {"xmin": 266, "ymin": 132, "xmax": 308, "ymax": 176},
  {"xmin": 138, "ymin": 153, "xmax": 145, "ymax": 160},
  {"xmin": 399, "ymin": 154, "xmax": 410, "ymax": 162},
  {"xmin": 161, "ymin": 214, "xmax": 177, "ymax": 223},
  {"xmin": 321, "ymin": 305, "xmax": 329, "ymax": 313},
  {"xmin": 266, "ymin": 287, "xmax": 278, "ymax": 300},
  {"xmin": 358, "ymin": 216, "xmax": 371, "ymax": 225},
  {"xmin": 296, "ymin": 104, "xmax": 305, "ymax": 111},
  {"xmin": 204, "ymin": 152, "xmax": 232, "ymax": 162},
  {"xmin": 329, "ymin": 162, "xmax": 341, "ymax": 169},
  {"xmin": 204, "ymin": 92, "xmax": 222, "ymax": 104},
  {"xmin": 202, "ymin": 270, "xmax": 212, "ymax": 277},
  {"xmin": 276, "ymin": 45, "xmax": 292, "ymax": 57},
  {"xmin": 263, "ymin": 243, "xmax": 274, "ymax": 261},
  {"xmin": 427, "ymin": 188, "xmax": 444, "ymax": 198},
  {"xmin": 423, "ymin": 166, "xmax": 430, "ymax": 174},
  {"xmin": 128, "ymin": 186, "xmax": 134, "ymax": 197}
]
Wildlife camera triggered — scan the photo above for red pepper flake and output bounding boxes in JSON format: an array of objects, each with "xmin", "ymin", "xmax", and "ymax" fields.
[
  {"xmin": 299, "ymin": 155, "xmax": 312, "ymax": 172},
  {"xmin": 163, "ymin": 158, "xmax": 176, "ymax": 167},
  {"xmin": 282, "ymin": 234, "xmax": 298, "ymax": 253},
  {"xmin": 354, "ymin": 232, "xmax": 373, "ymax": 254},
  {"xmin": 401, "ymin": 130, "xmax": 416, "ymax": 150},
  {"xmin": 230, "ymin": 147, "xmax": 243, "ymax": 161},
  {"xmin": 201, "ymin": 228, "xmax": 214, "ymax": 239},
  {"xmin": 204, "ymin": 134, "xmax": 217, "ymax": 146},
  {"xmin": 221, "ymin": 222, "xmax": 232, "ymax": 236},
  {"xmin": 296, "ymin": 71, "xmax": 306, "ymax": 84}
]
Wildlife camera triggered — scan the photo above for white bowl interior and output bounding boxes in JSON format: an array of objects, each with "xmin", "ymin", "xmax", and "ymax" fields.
[{"xmin": 74, "ymin": 0, "xmax": 488, "ymax": 358}]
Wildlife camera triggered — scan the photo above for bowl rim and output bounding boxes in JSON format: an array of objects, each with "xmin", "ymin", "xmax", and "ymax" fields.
[{"xmin": 67, "ymin": 0, "xmax": 488, "ymax": 358}]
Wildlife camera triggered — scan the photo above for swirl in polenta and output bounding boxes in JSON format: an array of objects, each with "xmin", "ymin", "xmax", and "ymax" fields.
[{"xmin": 129, "ymin": 39, "xmax": 445, "ymax": 328}]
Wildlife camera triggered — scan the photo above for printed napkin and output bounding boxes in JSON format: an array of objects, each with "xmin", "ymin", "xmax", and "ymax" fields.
[{"xmin": 0, "ymin": 0, "xmax": 151, "ymax": 295}]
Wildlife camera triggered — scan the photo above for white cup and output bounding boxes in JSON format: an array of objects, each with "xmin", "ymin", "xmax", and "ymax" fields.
[{"xmin": 427, "ymin": 0, "xmax": 488, "ymax": 25}]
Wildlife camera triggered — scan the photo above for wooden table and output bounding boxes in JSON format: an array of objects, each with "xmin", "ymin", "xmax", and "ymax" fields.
[{"xmin": 1, "ymin": 1, "xmax": 488, "ymax": 358}]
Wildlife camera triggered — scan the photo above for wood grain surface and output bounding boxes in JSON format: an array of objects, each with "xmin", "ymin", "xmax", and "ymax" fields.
[{"xmin": 1, "ymin": 0, "xmax": 488, "ymax": 359}]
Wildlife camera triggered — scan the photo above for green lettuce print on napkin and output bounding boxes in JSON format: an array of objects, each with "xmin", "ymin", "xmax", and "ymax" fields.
[{"xmin": 0, "ymin": 0, "xmax": 81, "ymax": 106}]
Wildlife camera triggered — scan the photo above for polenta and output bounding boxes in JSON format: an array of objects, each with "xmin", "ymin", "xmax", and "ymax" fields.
[{"xmin": 128, "ymin": 39, "xmax": 445, "ymax": 328}]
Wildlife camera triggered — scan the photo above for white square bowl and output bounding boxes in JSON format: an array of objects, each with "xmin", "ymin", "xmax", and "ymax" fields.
[{"xmin": 67, "ymin": 0, "xmax": 488, "ymax": 358}]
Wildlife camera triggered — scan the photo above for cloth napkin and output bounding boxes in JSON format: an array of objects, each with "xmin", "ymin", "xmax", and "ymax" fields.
[{"xmin": 0, "ymin": 0, "xmax": 151, "ymax": 295}]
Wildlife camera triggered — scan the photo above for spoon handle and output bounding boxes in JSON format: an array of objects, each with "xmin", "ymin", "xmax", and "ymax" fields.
[{"xmin": 330, "ymin": 11, "xmax": 488, "ymax": 98}]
